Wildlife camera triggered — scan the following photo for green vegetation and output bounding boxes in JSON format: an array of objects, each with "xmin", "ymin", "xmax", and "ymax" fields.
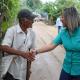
[
  {"xmin": 40, "ymin": 0, "xmax": 80, "ymax": 24},
  {"xmin": 26, "ymin": 0, "xmax": 42, "ymax": 11},
  {"xmin": 0, "ymin": 0, "xmax": 20, "ymax": 32},
  {"xmin": 0, "ymin": 0, "xmax": 80, "ymax": 31}
]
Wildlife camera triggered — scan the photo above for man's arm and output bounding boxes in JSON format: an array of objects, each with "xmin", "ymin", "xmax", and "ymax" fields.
[
  {"xmin": 0, "ymin": 45, "xmax": 24, "ymax": 56},
  {"xmin": 0, "ymin": 45, "xmax": 35, "ymax": 61}
]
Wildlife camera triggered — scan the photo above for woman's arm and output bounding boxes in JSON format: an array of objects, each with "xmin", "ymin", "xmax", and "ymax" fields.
[{"xmin": 35, "ymin": 43, "xmax": 57, "ymax": 54}]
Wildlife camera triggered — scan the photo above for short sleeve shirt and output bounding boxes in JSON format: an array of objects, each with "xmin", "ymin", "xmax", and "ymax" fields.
[
  {"xmin": 1, "ymin": 24, "xmax": 36, "ymax": 80},
  {"xmin": 52, "ymin": 27, "xmax": 80, "ymax": 75}
]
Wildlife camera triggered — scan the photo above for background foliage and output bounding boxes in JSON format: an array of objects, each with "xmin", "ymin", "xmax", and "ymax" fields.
[
  {"xmin": 40, "ymin": 0, "xmax": 80, "ymax": 24},
  {"xmin": 0, "ymin": 0, "xmax": 80, "ymax": 31},
  {"xmin": 0, "ymin": 0, "xmax": 20, "ymax": 32},
  {"xmin": 26, "ymin": 0, "xmax": 42, "ymax": 11}
]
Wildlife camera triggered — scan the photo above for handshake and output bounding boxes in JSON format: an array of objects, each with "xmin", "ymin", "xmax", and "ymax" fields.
[{"xmin": 21, "ymin": 49, "xmax": 38, "ymax": 61}]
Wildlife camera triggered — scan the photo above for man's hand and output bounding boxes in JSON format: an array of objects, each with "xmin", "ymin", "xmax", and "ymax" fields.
[{"xmin": 21, "ymin": 51, "xmax": 35, "ymax": 61}]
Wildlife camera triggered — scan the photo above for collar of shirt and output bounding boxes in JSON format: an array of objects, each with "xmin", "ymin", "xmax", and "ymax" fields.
[{"xmin": 16, "ymin": 24, "xmax": 32, "ymax": 34}]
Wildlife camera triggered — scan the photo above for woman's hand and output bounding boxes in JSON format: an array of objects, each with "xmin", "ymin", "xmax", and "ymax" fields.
[{"xmin": 30, "ymin": 49, "xmax": 38, "ymax": 55}]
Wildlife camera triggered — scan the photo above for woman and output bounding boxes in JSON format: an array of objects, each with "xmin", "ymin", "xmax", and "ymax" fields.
[{"xmin": 32, "ymin": 7, "xmax": 80, "ymax": 80}]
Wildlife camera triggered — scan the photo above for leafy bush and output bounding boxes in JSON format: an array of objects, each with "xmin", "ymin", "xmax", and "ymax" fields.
[
  {"xmin": 0, "ymin": 0, "xmax": 20, "ymax": 32},
  {"xmin": 40, "ymin": 0, "xmax": 80, "ymax": 24}
]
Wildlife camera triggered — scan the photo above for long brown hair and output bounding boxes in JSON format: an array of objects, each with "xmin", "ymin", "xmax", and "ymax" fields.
[{"xmin": 63, "ymin": 7, "xmax": 80, "ymax": 35}]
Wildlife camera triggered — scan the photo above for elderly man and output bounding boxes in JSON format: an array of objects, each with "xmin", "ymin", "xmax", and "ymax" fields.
[{"xmin": 1, "ymin": 9, "xmax": 36, "ymax": 80}]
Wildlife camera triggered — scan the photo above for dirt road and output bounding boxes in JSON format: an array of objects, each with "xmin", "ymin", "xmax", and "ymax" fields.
[{"xmin": 30, "ymin": 22, "xmax": 65, "ymax": 80}]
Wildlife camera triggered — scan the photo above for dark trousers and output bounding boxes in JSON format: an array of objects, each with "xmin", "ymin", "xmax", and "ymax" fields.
[
  {"xmin": 59, "ymin": 69, "xmax": 80, "ymax": 80},
  {"xmin": 2, "ymin": 72, "xmax": 19, "ymax": 80}
]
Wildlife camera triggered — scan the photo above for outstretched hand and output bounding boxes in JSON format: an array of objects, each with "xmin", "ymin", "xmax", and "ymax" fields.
[{"xmin": 30, "ymin": 49, "xmax": 37, "ymax": 55}]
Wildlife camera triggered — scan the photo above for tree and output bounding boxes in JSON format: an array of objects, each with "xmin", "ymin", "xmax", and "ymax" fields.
[
  {"xmin": 26, "ymin": 0, "xmax": 42, "ymax": 11},
  {"xmin": 40, "ymin": 0, "xmax": 80, "ymax": 24},
  {"xmin": 0, "ymin": 0, "xmax": 20, "ymax": 32}
]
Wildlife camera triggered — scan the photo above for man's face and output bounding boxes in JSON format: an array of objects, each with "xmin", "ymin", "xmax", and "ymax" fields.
[{"xmin": 20, "ymin": 18, "xmax": 33, "ymax": 28}]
